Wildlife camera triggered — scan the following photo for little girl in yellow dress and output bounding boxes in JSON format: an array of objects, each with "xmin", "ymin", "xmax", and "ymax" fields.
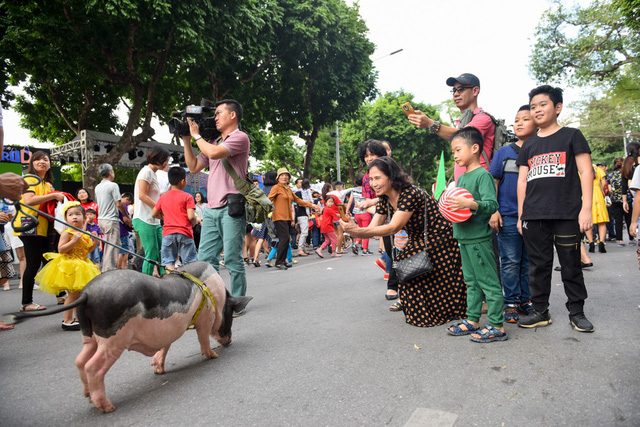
[{"xmin": 35, "ymin": 201, "xmax": 100, "ymax": 330}]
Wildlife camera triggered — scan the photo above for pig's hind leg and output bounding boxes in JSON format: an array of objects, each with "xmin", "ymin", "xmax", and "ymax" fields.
[
  {"xmin": 84, "ymin": 345, "xmax": 124, "ymax": 413},
  {"xmin": 75, "ymin": 336, "xmax": 98, "ymax": 398},
  {"xmin": 151, "ymin": 345, "xmax": 171, "ymax": 374}
]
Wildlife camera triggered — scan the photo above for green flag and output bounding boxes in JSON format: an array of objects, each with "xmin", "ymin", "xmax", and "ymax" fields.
[{"xmin": 434, "ymin": 151, "xmax": 446, "ymax": 201}]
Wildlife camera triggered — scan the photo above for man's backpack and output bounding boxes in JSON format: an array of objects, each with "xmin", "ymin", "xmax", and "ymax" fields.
[{"xmin": 459, "ymin": 108, "xmax": 510, "ymax": 167}]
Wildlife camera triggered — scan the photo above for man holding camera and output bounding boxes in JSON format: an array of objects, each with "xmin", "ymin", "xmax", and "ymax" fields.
[
  {"xmin": 181, "ymin": 99, "xmax": 250, "ymax": 311},
  {"xmin": 408, "ymin": 73, "xmax": 495, "ymax": 181}
]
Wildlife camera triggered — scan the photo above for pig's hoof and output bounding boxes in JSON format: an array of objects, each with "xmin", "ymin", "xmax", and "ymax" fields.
[
  {"xmin": 93, "ymin": 398, "xmax": 116, "ymax": 413},
  {"xmin": 203, "ymin": 349, "xmax": 219, "ymax": 359},
  {"xmin": 151, "ymin": 361, "xmax": 165, "ymax": 374},
  {"xmin": 151, "ymin": 355, "xmax": 166, "ymax": 374}
]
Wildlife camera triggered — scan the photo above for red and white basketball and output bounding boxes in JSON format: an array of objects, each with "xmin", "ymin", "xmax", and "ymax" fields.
[{"xmin": 438, "ymin": 187, "xmax": 474, "ymax": 223}]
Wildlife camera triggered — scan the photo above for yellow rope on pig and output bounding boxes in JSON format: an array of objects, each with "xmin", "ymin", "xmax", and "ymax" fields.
[{"xmin": 171, "ymin": 271, "xmax": 216, "ymax": 329}]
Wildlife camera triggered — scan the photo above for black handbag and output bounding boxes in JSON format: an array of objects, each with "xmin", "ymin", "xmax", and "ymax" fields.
[{"xmin": 392, "ymin": 189, "xmax": 433, "ymax": 282}]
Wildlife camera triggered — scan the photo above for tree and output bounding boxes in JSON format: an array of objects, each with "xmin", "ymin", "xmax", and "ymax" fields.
[
  {"xmin": 264, "ymin": 0, "xmax": 377, "ymax": 179},
  {"xmin": 615, "ymin": 0, "xmax": 640, "ymax": 31},
  {"xmin": 1, "ymin": 0, "xmax": 282, "ymax": 189},
  {"xmin": 339, "ymin": 91, "xmax": 450, "ymax": 187},
  {"xmin": 530, "ymin": 0, "xmax": 640, "ymax": 88},
  {"xmin": 573, "ymin": 94, "xmax": 640, "ymax": 163}
]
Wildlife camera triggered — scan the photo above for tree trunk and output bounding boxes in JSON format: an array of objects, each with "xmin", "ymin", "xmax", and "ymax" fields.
[{"xmin": 301, "ymin": 126, "xmax": 319, "ymax": 179}]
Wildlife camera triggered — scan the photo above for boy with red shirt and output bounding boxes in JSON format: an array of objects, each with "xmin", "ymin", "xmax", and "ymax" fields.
[{"xmin": 152, "ymin": 167, "xmax": 197, "ymax": 271}]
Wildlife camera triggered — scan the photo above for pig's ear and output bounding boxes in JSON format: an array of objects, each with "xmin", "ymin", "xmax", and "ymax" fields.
[{"xmin": 229, "ymin": 296, "xmax": 253, "ymax": 313}]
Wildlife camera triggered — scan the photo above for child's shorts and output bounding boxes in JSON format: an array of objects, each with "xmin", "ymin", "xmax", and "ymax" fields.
[
  {"xmin": 118, "ymin": 233, "xmax": 130, "ymax": 255},
  {"xmin": 161, "ymin": 233, "xmax": 198, "ymax": 266},
  {"xmin": 88, "ymin": 246, "xmax": 101, "ymax": 264}
]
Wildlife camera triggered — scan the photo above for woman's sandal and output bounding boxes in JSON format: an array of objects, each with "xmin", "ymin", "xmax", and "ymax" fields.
[
  {"xmin": 385, "ymin": 291, "xmax": 398, "ymax": 300},
  {"xmin": 20, "ymin": 303, "xmax": 47, "ymax": 312},
  {"xmin": 447, "ymin": 319, "xmax": 479, "ymax": 336},
  {"xmin": 469, "ymin": 325, "xmax": 508, "ymax": 343},
  {"xmin": 389, "ymin": 301, "xmax": 403, "ymax": 312}
]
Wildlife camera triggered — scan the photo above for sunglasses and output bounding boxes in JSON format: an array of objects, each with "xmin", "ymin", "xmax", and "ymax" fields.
[{"xmin": 451, "ymin": 86, "xmax": 473, "ymax": 95}]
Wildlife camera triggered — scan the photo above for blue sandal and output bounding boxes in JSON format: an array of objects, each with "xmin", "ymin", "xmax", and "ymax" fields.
[
  {"xmin": 469, "ymin": 325, "xmax": 508, "ymax": 343},
  {"xmin": 447, "ymin": 319, "xmax": 479, "ymax": 336}
]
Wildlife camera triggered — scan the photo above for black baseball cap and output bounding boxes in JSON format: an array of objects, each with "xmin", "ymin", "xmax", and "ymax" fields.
[
  {"xmin": 446, "ymin": 73, "xmax": 480, "ymax": 88},
  {"xmin": 596, "ymin": 162, "xmax": 607, "ymax": 166}
]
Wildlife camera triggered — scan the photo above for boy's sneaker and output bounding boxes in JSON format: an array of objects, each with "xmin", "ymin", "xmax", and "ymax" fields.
[
  {"xmin": 375, "ymin": 258, "xmax": 386, "ymax": 272},
  {"xmin": 361, "ymin": 250, "xmax": 373, "ymax": 255},
  {"xmin": 519, "ymin": 300, "xmax": 534, "ymax": 315},
  {"xmin": 569, "ymin": 313, "xmax": 594, "ymax": 332},
  {"xmin": 383, "ymin": 273, "xmax": 389, "ymax": 280},
  {"xmin": 352, "ymin": 245, "xmax": 359, "ymax": 255},
  {"xmin": 517, "ymin": 309, "xmax": 552, "ymax": 328},
  {"xmin": 504, "ymin": 304, "xmax": 519, "ymax": 323}
]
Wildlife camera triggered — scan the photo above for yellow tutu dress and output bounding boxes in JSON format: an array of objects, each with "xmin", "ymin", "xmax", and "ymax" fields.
[
  {"xmin": 592, "ymin": 167, "xmax": 610, "ymax": 225},
  {"xmin": 35, "ymin": 230, "xmax": 101, "ymax": 294}
]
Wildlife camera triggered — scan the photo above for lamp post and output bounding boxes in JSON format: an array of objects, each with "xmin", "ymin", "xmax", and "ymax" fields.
[
  {"xmin": 330, "ymin": 123, "xmax": 341, "ymax": 182},
  {"xmin": 373, "ymin": 48, "xmax": 404, "ymax": 62}
]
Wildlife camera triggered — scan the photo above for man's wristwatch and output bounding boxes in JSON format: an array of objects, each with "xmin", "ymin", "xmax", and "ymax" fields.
[
  {"xmin": 429, "ymin": 121, "xmax": 441, "ymax": 134},
  {"xmin": 193, "ymin": 134, "xmax": 202, "ymax": 141}
]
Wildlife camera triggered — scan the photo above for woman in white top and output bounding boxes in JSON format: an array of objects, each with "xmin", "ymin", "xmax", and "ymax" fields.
[
  {"xmin": 193, "ymin": 191, "xmax": 206, "ymax": 249},
  {"xmin": 133, "ymin": 147, "xmax": 170, "ymax": 275}
]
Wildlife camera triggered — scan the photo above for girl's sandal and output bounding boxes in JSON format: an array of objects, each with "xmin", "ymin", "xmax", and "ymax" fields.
[{"xmin": 389, "ymin": 301, "xmax": 403, "ymax": 312}]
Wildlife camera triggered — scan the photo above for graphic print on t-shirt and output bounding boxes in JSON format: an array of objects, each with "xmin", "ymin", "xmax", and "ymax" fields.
[{"xmin": 527, "ymin": 151, "xmax": 566, "ymax": 181}]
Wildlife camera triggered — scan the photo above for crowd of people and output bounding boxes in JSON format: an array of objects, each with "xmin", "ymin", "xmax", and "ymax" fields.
[{"xmin": 1, "ymin": 75, "xmax": 639, "ymax": 341}]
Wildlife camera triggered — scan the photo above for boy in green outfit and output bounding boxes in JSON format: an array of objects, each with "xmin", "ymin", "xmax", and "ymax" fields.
[{"xmin": 446, "ymin": 127, "xmax": 506, "ymax": 343}]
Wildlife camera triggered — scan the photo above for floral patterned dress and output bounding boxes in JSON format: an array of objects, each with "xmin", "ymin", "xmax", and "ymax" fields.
[{"xmin": 376, "ymin": 186, "xmax": 467, "ymax": 327}]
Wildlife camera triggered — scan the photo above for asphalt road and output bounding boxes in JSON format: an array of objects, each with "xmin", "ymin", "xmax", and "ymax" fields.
[{"xmin": 0, "ymin": 241, "xmax": 639, "ymax": 426}]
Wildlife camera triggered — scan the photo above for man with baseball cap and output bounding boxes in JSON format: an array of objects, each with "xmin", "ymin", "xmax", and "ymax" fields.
[{"xmin": 408, "ymin": 73, "xmax": 495, "ymax": 181}]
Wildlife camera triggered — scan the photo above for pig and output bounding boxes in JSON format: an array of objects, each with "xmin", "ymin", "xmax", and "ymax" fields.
[{"xmin": 3, "ymin": 261, "xmax": 251, "ymax": 413}]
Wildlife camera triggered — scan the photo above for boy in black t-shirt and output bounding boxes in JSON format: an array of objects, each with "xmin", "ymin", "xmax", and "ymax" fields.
[{"xmin": 516, "ymin": 85, "xmax": 595, "ymax": 332}]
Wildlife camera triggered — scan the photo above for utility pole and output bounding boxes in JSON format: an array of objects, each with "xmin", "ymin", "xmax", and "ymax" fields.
[
  {"xmin": 335, "ymin": 121, "xmax": 341, "ymax": 182},
  {"xmin": 620, "ymin": 119, "xmax": 627, "ymax": 154}
]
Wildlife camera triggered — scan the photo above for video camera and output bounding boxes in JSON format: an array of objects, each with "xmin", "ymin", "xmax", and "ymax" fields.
[{"xmin": 167, "ymin": 98, "xmax": 220, "ymax": 141}]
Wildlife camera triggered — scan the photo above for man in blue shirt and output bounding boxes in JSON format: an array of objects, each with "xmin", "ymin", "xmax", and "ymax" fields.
[{"xmin": 489, "ymin": 105, "xmax": 534, "ymax": 323}]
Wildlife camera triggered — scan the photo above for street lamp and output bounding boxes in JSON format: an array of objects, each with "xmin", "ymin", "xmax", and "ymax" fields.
[
  {"xmin": 373, "ymin": 48, "xmax": 404, "ymax": 62},
  {"xmin": 330, "ymin": 124, "xmax": 341, "ymax": 182}
]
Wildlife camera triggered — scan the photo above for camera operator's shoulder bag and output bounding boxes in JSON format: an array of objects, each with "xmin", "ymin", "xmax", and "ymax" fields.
[
  {"xmin": 391, "ymin": 188, "xmax": 433, "ymax": 283},
  {"xmin": 220, "ymin": 158, "xmax": 273, "ymax": 224}
]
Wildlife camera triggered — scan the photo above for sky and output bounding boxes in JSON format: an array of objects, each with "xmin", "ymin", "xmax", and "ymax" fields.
[{"xmin": 2, "ymin": 0, "xmax": 588, "ymax": 148}]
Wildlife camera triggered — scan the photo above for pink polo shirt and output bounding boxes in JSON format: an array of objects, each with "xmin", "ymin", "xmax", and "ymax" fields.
[
  {"xmin": 454, "ymin": 107, "xmax": 495, "ymax": 181},
  {"xmin": 197, "ymin": 129, "xmax": 250, "ymax": 208}
]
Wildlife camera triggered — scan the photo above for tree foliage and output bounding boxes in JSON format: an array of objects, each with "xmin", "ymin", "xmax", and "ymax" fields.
[
  {"xmin": 1, "ymin": 0, "xmax": 375, "ymax": 188},
  {"xmin": 263, "ymin": 0, "xmax": 377, "ymax": 178},
  {"xmin": 339, "ymin": 91, "xmax": 450, "ymax": 187},
  {"xmin": 573, "ymin": 93, "xmax": 640, "ymax": 164},
  {"xmin": 530, "ymin": 0, "xmax": 639, "ymax": 88}
]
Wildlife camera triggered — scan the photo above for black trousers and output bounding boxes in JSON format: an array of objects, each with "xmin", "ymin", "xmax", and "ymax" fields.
[
  {"xmin": 383, "ymin": 235, "xmax": 399, "ymax": 292},
  {"xmin": 274, "ymin": 220, "xmax": 291, "ymax": 266},
  {"xmin": 19, "ymin": 235, "xmax": 49, "ymax": 306},
  {"xmin": 611, "ymin": 201, "xmax": 633, "ymax": 241},
  {"xmin": 521, "ymin": 219, "xmax": 588, "ymax": 315}
]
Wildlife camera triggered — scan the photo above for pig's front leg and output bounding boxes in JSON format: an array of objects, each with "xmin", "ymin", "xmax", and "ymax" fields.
[
  {"xmin": 85, "ymin": 345, "xmax": 123, "ymax": 413},
  {"xmin": 196, "ymin": 324, "xmax": 219, "ymax": 359},
  {"xmin": 151, "ymin": 345, "xmax": 171, "ymax": 374},
  {"xmin": 75, "ymin": 337, "xmax": 98, "ymax": 398}
]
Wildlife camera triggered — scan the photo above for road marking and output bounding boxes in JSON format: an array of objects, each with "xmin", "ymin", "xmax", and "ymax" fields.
[{"xmin": 404, "ymin": 408, "xmax": 458, "ymax": 427}]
